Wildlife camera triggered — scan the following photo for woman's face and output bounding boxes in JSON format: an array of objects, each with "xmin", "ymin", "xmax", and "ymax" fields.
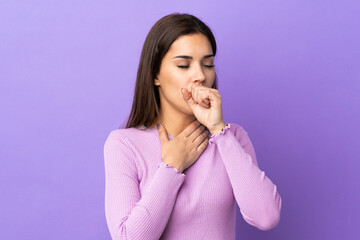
[{"xmin": 154, "ymin": 33, "xmax": 216, "ymax": 115}]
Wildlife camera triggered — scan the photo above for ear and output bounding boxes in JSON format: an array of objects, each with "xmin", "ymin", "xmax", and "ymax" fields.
[{"xmin": 154, "ymin": 76, "xmax": 160, "ymax": 86}]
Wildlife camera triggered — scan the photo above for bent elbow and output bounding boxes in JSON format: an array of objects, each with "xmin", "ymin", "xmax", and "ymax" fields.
[
  {"xmin": 107, "ymin": 218, "xmax": 130, "ymax": 240},
  {"xmin": 257, "ymin": 212, "xmax": 281, "ymax": 231},
  {"xmin": 242, "ymin": 210, "xmax": 281, "ymax": 231},
  {"xmin": 244, "ymin": 198, "xmax": 282, "ymax": 231},
  {"xmin": 258, "ymin": 190, "xmax": 282, "ymax": 231},
  {"xmin": 258, "ymin": 198, "xmax": 282, "ymax": 231},
  {"xmin": 109, "ymin": 225, "xmax": 125, "ymax": 240}
]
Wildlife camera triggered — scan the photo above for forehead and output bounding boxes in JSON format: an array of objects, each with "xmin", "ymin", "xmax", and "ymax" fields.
[{"xmin": 167, "ymin": 33, "xmax": 213, "ymax": 56}]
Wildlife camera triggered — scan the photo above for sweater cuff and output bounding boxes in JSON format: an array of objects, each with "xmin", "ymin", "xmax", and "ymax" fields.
[
  {"xmin": 158, "ymin": 161, "xmax": 185, "ymax": 176},
  {"xmin": 209, "ymin": 123, "xmax": 231, "ymax": 144}
]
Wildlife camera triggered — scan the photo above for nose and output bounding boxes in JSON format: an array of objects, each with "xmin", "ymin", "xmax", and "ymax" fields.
[{"xmin": 192, "ymin": 62, "xmax": 206, "ymax": 85}]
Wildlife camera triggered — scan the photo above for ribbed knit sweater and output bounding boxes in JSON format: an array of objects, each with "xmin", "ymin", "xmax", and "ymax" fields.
[{"xmin": 103, "ymin": 123, "xmax": 282, "ymax": 240}]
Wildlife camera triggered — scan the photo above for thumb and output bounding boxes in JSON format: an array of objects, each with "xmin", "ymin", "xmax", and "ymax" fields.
[
  {"xmin": 181, "ymin": 88, "xmax": 197, "ymax": 109},
  {"xmin": 157, "ymin": 123, "xmax": 169, "ymax": 144}
]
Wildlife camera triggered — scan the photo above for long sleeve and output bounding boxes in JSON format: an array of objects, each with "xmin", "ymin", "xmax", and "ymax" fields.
[
  {"xmin": 103, "ymin": 133, "xmax": 185, "ymax": 240},
  {"xmin": 209, "ymin": 123, "xmax": 282, "ymax": 231}
]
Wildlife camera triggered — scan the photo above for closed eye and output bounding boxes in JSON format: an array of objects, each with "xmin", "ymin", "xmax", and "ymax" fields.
[
  {"xmin": 177, "ymin": 65, "xmax": 215, "ymax": 69},
  {"xmin": 205, "ymin": 65, "xmax": 215, "ymax": 68}
]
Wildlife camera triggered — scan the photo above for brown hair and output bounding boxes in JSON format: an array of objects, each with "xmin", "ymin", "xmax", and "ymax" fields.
[{"xmin": 120, "ymin": 13, "xmax": 218, "ymax": 129}]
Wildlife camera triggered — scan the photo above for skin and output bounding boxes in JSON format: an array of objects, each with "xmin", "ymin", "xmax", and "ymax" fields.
[
  {"xmin": 152, "ymin": 33, "xmax": 226, "ymax": 137},
  {"xmin": 150, "ymin": 33, "xmax": 227, "ymax": 173}
]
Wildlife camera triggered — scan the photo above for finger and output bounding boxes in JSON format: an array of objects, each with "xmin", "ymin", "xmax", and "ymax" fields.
[
  {"xmin": 196, "ymin": 85, "xmax": 219, "ymax": 94},
  {"xmin": 197, "ymin": 90, "xmax": 211, "ymax": 106},
  {"xmin": 194, "ymin": 89, "xmax": 210, "ymax": 108},
  {"xmin": 191, "ymin": 84, "xmax": 198, "ymax": 103},
  {"xmin": 191, "ymin": 124, "xmax": 206, "ymax": 140},
  {"xmin": 193, "ymin": 126, "xmax": 209, "ymax": 146},
  {"xmin": 180, "ymin": 119, "xmax": 202, "ymax": 138},
  {"xmin": 182, "ymin": 88, "xmax": 198, "ymax": 110},
  {"xmin": 200, "ymin": 101, "xmax": 210, "ymax": 108},
  {"xmin": 202, "ymin": 102, "xmax": 210, "ymax": 108},
  {"xmin": 197, "ymin": 137, "xmax": 209, "ymax": 152},
  {"xmin": 202, "ymin": 90, "xmax": 220, "ymax": 106},
  {"xmin": 192, "ymin": 84, "xmax": 215, "ymax": 106},
  {"xmin": 198, "ymin": 94, "xmax": 209, "ymax": 106},
  {"xmin": 193, "ymin": 82, "xmax": 204, "ymax": 103},
  {"xmin": 196, "ymin": 88, "xmax": 211, "ymax": 104}
]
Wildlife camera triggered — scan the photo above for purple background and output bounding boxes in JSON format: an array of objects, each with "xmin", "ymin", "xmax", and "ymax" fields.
[{"xmin": 1, "ymin": 1, "xmax": 359, "ymax": 239}]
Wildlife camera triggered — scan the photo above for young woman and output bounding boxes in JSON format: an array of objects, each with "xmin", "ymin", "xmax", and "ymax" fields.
[{"xmin": 104, "ymin": 13, "xmax": 282, "ymax": 240}]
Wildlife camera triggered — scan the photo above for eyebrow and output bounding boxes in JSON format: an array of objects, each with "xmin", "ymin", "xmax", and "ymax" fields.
[{"xmin": 173, "ymin": 54, "xmax": 214, "ymax": 59}]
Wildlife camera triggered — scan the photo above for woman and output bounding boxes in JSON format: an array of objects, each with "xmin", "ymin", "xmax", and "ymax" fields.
[{"xmin": 104, "ymin": 13, "xmax": 282, "ymax": 240}]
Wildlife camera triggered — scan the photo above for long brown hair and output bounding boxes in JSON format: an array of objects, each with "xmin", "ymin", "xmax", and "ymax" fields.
[{"xmin": 120, "ymin": 13, "xmax": 218, "ymax": 129}]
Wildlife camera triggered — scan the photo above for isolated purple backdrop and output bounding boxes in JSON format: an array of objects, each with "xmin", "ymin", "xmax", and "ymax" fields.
[{"xmin": 1, "ymin": 1, "xmax": 359, "ymax": 239}]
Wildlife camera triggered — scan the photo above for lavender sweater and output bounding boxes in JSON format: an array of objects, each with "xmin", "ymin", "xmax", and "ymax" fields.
[{"xmin": 103, "ymin": 123, "xmax": 282, "ymax": 240}]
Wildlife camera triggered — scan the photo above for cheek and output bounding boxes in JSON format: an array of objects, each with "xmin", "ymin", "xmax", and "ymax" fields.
[
  {"xmin": 206, "ymin": 71, "xmax": 216, "ymax": 87},
  {"xmin": 168, "ymin": 69, "xmax": 187, "ymax": 87},
  {"xmin": 164, "ymin": 66, "xmax": 184, "ymax": 82},
  {"xmin": 162, "ymin": 71, "xmax": 185, "ymax": 97}
]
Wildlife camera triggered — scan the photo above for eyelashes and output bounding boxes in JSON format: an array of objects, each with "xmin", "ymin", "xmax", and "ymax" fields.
[{"xmin": 177, "ymin": 65, "xmax": 215, "ymax": 69}]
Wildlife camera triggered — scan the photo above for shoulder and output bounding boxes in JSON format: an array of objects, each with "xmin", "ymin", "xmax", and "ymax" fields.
[
  {"xmin": 103, "ymin": 128, "xmax": 141, "ymax": 153},
  {"xmin": 104, "ymin": 126, "xmax": 153, "ymax": 154},
  {"xmin": 105, "ymin": 129, "xmax": 130, "ymax": 144},
  {"xmin": 103, "ymin": 129, "xmax": 140, "ymax": 177},
  {"xmin": 228, "ymin": 122, "xmax": 258, "ymax": 166},
  {"xmin": 106, "ymin": 128, "xmax": 133, "ymax": 140},
  {"xmin": 108, "ymin": 127, "xmax": 148, "ymax": 142},
  {"xmin": 103, "ymin": 128, "xmax": 144, "ymax": 168},
  {"xmin": 227, "ymin": 122, "xmax": 254, "ymax": 148}
]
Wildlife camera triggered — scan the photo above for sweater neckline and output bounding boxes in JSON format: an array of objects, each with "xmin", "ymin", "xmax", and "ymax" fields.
[
  {"xmin": 141, "ymin": 125, "xmax": 175, "ymax": 140},
  {"xmin": 141, "ymin": 124, "xmax": 212, "ymax": 140}
]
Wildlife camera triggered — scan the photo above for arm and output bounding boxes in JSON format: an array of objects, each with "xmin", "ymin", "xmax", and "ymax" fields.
[
  {"xmin": 209, "ymin": 124, "xmax": 282, "ymax": 231},
  {"xmin": 104, "ymin": 133, "xmax": 185, "ymax": 240}
]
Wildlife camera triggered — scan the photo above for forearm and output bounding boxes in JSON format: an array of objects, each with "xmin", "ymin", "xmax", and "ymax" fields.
[
  {"xmin": 104, "ymin": 134, "xmax": 186, "ymax": 240},
  {"xmin": 105, "ymin": 162, "xmax": 185, "ymax": 240},
  {"xmin": 210, "ymin": 124, "xmax": 282, "ymax": 230}
]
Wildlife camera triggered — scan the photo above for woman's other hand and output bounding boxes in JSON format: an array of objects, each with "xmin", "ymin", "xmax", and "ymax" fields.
[{"xmin": 157, "ymin": 119, "xmax": 209, "ymax": 173}]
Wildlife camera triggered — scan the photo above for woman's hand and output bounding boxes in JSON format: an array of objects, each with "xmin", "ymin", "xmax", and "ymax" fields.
[
  {"xmin": 181, "ymin": 83, "xmax": 226, "ymax": 135},
  {"xmin": 157, "ymin": 119, "xmax": 210, "ymax": 173}
]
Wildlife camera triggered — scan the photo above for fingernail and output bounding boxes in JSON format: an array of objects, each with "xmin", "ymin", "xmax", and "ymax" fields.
[{"xmin": 181, "ymin": 88, "xmax": 184, "ymax": 94}]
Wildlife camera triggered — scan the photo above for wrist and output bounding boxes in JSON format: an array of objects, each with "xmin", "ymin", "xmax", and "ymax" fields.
[
  {"xmin": 210, "ymin": 122, "xmax": 227, "ymax": 135},
  {"xmin": 162, "ymin": 160, "xmax": 184, "ymax": 173}
]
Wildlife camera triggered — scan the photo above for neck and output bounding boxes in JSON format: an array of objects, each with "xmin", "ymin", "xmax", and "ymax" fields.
[{"xmin": 151, "ymin": 107, "xmax": 196, "ymax": 138}]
